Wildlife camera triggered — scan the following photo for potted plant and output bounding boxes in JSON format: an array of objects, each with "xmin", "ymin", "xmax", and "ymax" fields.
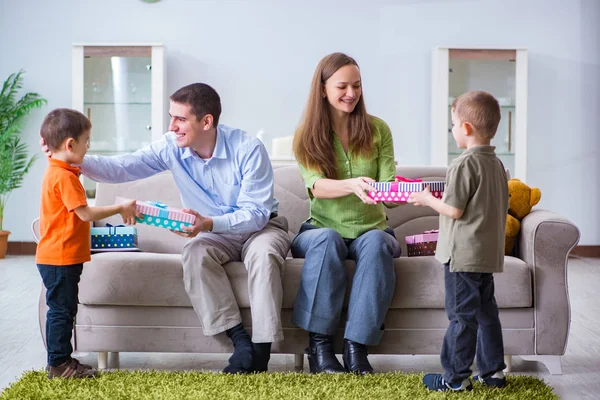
[{"xmin": 0, "ymin": 70, "xmax": 47, "ymax": 258}]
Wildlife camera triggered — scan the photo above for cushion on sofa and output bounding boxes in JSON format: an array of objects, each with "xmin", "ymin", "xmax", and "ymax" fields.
[{"xmin": 80, "ymin": 254, "xmax": 531, "ymax": 309}]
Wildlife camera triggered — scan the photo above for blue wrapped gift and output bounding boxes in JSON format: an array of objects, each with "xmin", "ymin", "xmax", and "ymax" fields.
[{"xmin": 91, "ymin": 224, "xmax": 138, "ymax": 252}]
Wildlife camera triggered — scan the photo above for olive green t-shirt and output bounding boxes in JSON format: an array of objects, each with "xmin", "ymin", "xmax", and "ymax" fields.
[
  {"xmin": 298, "ymin": 117, "xmax": 396, "ymax": 239},
  {"xmin": 435, "ymin": 146, "xmax": 508, "ymax": 273}
]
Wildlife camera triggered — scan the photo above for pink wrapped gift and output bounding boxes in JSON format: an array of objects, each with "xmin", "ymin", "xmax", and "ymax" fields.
[
  {"xmin": 116, "ymin": 197, "xmax": 196, "ymax": 232},
  {"xmin": 405, "ymin": 229, "xmax": 439, "ymax": 257},
  {"xmin": 368, "ymin": 176, "xmax": 445, "ymax": 202}
]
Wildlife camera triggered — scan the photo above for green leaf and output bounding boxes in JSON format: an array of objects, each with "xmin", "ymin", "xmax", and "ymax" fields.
[{"xmin": 0, "ymin": 70, "xmax": 46, "ymax": 231}]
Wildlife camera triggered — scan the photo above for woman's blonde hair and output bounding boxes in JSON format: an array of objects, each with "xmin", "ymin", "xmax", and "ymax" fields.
[{"xmin": 293, "ymin": 52, "xmax": 373, "ymax": 178}]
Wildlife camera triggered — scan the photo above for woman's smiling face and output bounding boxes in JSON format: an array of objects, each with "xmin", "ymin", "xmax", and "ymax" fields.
[{"xmin": 323, "ymin": 64, "xmax": 362, "ymax": 115}]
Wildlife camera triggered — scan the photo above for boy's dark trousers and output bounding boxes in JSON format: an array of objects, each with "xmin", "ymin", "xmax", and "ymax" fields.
[
  {"xmin": 440, "ymin": 264, "xmax": 506, "ymax": 384},
  {"xmin": 37, "ymin": 263, "xmax": 83, "ymax": 367}
]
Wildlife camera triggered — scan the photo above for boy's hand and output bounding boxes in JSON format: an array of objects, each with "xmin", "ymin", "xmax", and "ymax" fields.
[
  {"xmin": 119, "ymin": 200, "xmax": 140, "ymax": 225},
  {"xmin": 407, "ymin": 186, "xmax": 433, "ymax": 207},
  {"xmin": 348, "ymin": 177, "xmax": 378, "ymax": 205},
  {"xmin": 40, "ymin": 137, "xmax": 52, "ymax": 158},
  {"xmin": 171, "ymin": 209, "xmax": 213, "ymax": 238}
]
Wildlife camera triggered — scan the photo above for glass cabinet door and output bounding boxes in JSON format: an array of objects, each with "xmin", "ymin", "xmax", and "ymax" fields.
[
  {"xmin": 447, "ymin": 56, "xmax": 517, "ymax": 174},
  {"xmin": 84, "ymin": 55, "xmax": 152, "ymax": 153},
  {"xmin": 72, "ymin": 44, "xmax": 166, "ymax": 199},
  {"xmin": 431, "ymin": 48, "xmax": 528, "ymax": 180}
]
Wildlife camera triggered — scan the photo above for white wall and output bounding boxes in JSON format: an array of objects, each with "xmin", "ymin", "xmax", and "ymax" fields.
[{"xmin": 1, "ymin": 0, "xmax": 598, "ymax": 244}]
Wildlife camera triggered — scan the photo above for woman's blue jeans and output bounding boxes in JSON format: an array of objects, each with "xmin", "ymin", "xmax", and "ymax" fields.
[{"xmin": 291, "ymin": 223, "xmax": 401, "ymax": 346}]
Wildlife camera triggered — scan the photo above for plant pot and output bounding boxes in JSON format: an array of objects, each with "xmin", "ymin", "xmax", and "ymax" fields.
[{"xmin": 0, "ymin": 231, "xmax": 10, "ymax": 259}]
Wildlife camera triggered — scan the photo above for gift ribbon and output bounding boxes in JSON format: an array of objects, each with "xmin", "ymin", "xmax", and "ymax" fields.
[
  {"xmin": 104, "ymin": 223, "xmax": 127, "ymax": 235},
  {"xmin": 147, "ymin": 201, "xmax": 169, "ymax": 218},
  {"xmin": 395, "ymin": 176, "xmax": 423, "ymax": 182}
]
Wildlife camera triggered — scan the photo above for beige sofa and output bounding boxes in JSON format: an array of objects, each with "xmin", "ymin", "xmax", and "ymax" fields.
[{"xmin": 33, "ymin": 165, "xmax": 580, "ymax": 374}]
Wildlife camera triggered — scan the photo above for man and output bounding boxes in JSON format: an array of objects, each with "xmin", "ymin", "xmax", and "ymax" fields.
[{"xmin": 47, "ymin": 83, "xmax": 290, "ymax": 374}]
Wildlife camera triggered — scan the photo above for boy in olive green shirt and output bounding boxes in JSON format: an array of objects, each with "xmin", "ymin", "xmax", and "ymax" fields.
[{"xmin": 409, "ymin": 91, "xmax": 508, "ymax": 392}]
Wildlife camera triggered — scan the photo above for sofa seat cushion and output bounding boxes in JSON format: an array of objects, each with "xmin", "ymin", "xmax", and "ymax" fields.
[
  {"xmin": 387, "ymin": 256, "xmax": 531, "ymax": 308},
  {"xmin": 81, "ymin": 252, "xmax": 531, "ymax": 309},
  {"xmin": 80, "ymin": 252, "xmax": 192, "ymax": 307},
  {"xmin": 284, "ymin": 256, "xmax": 531, "ymax": 309}
]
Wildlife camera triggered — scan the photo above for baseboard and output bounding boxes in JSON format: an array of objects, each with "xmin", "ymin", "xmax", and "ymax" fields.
[
  {"xmin": 570, "ymin": 245, "xmax": 600, "ymax": 258},
  {"xmin": 7, "ymin": 241, "xmax": 37, "ymax": 255}
]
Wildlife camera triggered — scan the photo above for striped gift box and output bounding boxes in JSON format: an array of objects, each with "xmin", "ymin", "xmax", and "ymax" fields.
[
  {"xmin": 115, "ymin": 197, "xmax": 196, "ymax": 233},
  {"xmin": 135, "ymin": 201, "xmax": 196, "ymax": 232},
  {"xmin": 367, "ymin": 178, "xmax": 445, "ymax": 202}
]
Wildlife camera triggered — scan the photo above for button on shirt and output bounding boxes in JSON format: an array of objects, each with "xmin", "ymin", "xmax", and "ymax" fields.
[{"xmin": 80, "ymin": 125, "xmax": 278, "ymax": 234}]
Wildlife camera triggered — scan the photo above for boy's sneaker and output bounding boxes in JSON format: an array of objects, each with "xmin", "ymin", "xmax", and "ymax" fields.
[
  {"xmin": 423, "ymin": 373, "xmax": 473, "ymax": 392},
  {"xmin": 47, "ymin": 357, "xmax": 97, "ymax": 379},
  {"xmin": 474, "ymin": 371, "xmax": 507, "ymax": 388}
]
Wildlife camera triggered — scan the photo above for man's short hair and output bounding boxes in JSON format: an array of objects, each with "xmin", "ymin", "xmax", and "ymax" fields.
[
  {"xmin": 170, "ymin": 83, "xmax": 222, "ymax": 127},
  {"xmin": 452, "ymin": 91, "xmax": 501, "ymax": 139},
  {"xmin": 40, "ymin": 108, "xmax": 91, "ymax": 151}
]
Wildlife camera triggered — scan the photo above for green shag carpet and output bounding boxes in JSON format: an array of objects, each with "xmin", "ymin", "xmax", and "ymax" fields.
[{"xmin": 1, "ymin": 371, "xmax": 558, "ymax": 400}]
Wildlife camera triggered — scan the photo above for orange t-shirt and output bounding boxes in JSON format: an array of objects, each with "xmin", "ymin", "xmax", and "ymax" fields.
[{"xmin": 35, "ymin": 158, "xmax": 91, "ymax": 265}]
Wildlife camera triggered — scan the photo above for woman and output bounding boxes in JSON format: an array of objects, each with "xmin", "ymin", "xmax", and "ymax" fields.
[{"xmin": 291, "ymin": 52, "xmax": 401, "ymax": 374}]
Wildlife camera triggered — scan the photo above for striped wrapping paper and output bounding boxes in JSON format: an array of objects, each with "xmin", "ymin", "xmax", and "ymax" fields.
[
  {"xmin": 135, "ymin": 201, "xmax": 196, "ymax": 232},
  {"xmin": 136, "ymin": 201, "xmax": 196, "ymax": 224},
  {"xmin": 114, "ymin": 197, "xmax": 196, "ymax": 232},
  {"xmin": 367, "ymin": 180, "xmax": 445, "ymax": 202}
]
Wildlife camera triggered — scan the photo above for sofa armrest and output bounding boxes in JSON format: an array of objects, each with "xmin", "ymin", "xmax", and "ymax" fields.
[{"xmin": 518, "ymin": 209, "xmax": 580, "ymax": 355}]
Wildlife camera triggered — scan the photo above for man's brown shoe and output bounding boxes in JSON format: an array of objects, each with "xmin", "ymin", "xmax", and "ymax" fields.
[{"xmin": 47, "ymin": 357, "xmax": 97, "ymax": 379}]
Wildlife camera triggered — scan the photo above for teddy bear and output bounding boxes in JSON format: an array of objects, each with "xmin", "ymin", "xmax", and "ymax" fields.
[{"xmin": 505, "ymin": 178, "xmax": 541, "ymax": 255}]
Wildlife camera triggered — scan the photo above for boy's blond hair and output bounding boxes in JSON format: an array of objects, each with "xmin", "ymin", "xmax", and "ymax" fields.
[{"xmin": 451, "ymin": 91, "xmax": 501, "ymax": 139}]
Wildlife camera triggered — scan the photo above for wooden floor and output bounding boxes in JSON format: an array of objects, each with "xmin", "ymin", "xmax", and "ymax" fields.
[{"xmin": 1, "ymin": 255, "xmax": 599, "ymax": 398}]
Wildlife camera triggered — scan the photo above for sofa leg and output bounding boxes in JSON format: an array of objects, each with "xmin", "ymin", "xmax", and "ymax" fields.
[
  {"xmin": 519, "ymin": 355, "xmax": 562, "ymax": 375},
  {"xmin": 294, "ymin": 354, "xmax": 304, "ymax": 372},
  {"xmin": 109, "ymin": 352, "xmax": 120, "ymax": 369},
  {"xmin": 97, "ymin": 352, "xmax": 108, "ymax": 370},
  {"xmin": 503, "ymin": 355, "xmax": 512, "ymax": 372}
]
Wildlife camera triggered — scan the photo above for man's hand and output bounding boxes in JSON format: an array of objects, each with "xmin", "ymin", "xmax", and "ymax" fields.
[
  {"xmin": 170, "ymin": 209, "xmax": 213, "ymax": 238},
  {"xmin": 119, "ymin": 200, "xmax": 141, "ymax": 225},
  {"xmin": 40, "ymin": 137, "xmax": 52, "ymax": 158},
  {"xmin": 348, "ymin": 177, "xmax": 378, "ymax": 205},
  {"xmin": 407, "ymin": 185, "xmax": 433, "ymax": 207}
]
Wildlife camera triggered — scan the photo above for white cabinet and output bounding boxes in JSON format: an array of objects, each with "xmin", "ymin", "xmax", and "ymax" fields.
[
  {"xmin": 431, "ymin": 48, "xmax": 528, "ymax": 180},
  {"xmin": 71, "ymin": 43, "xmax": 166, "ymax": 197}
]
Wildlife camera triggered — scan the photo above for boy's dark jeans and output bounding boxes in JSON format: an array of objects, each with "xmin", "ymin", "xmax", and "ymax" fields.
[
  {"xmin": 441, "ymin": 264, "xmax": 506, "ymax": 383},
  {"xmin": 37, "ymin": 263, "xmax": 83, "ymax": 367}
]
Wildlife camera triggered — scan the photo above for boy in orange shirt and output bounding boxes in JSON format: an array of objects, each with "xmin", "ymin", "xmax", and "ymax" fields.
[{"xmin": 36, "ymin": 108, "xmax": 139, "ymax": 379}]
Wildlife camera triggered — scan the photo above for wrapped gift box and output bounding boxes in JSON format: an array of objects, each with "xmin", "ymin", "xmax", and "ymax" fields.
[
  {"xmin": 123, "ymin": 199, "xmax": 196, "ymax": 232},
  {"xmin": 405, "ymin": 230, "xmax": 439, "ymax": 257},
  {"xmin": 91, "ymin": 225, "xmax": 138, "ymax": 252},
  {"xmin": 368, "ymin": 177, "xmax": 445, "ymax": 202}
]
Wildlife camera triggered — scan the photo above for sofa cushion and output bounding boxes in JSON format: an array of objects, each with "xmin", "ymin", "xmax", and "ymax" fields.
[{"xmin": 80, "ymin": 253, "xmax": 531, "ymax": 309}]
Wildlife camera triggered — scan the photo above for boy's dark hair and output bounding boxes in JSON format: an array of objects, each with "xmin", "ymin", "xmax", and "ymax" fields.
[
  {"xmin": 452, "ymin": 91, "xmax": 501, "ymax": 139},
  {"xmin": 170, "ymin": 83, "xmax": 222, "ymax": 127},
  {"xmin": 40, "ymin": 108, "xmax": 91, "ymax": 151}
]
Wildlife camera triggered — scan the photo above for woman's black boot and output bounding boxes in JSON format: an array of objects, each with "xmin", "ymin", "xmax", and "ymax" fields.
[
  {"xmin": 306, "ymin": 332, "xmax": 347, "ymax": 373},
  {"xmin": 343, "ymin": 339, "xmax": 374, "ymax": 375}
]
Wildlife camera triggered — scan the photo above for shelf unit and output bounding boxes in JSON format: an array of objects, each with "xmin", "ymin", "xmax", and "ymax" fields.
[
  {"xmin": 72, "ymin": 43, "xmax": 166, "ymax": 197},
  {"xmin": 431, "ymin": 47, "xmax": 528, "ymax": 180}
]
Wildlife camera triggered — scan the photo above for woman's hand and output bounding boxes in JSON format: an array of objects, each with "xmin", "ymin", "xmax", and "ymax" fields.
[{"xmin": 347, "ymin": 177, "xmax": 378, "ymax": 205}]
